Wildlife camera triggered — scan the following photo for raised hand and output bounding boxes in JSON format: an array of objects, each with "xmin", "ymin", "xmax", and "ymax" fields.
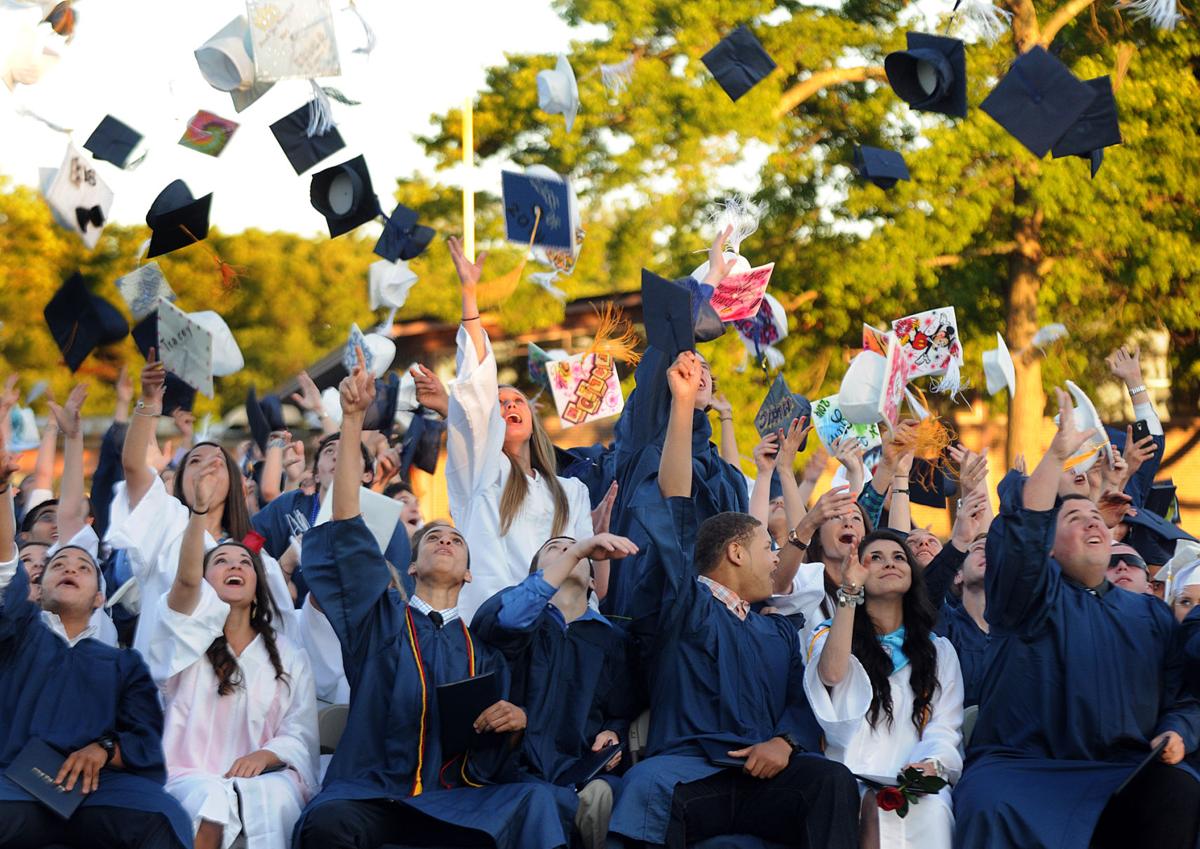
[
  {"xmin": 190, "ymin": 455, "xmax": 225, "ymax": 514},
  {"xmin": 291, "ymin": 370, "xmax": 324, "ymax": 414},
  {"xmin": 1100, "ymin": 447, "xmax": 1130, "ymax": 494},
  {"xmin": 571, "ymin": 533, "xmax": 639, "ymax": 562},
  {"xmin": 47, "ymin": 383, "xmax": 88, "ymax": 439},
  {"xmin": 140, "ymin": 348, "xmax": 166, "ymax": 406},
  {"xmin": 283, "ymin": 439, "xmax": 306, "ymax": 483},
  {"xmin": 1013, "ymin": 453, "xmax": 1027, "ymax": 475},
  {"xmin": 448, "ymin": 235, "xmax": 487, "ymax": 290},
  {"xmin": 776, "ymin": 416, "xmax": 810, "ymax": 472},
  {"xmin": 701, "ymin": 225, "xmax": 738, "ymax": 287},
  {"xmin": 803, "ymin": 484, "xmax": 856, "ymax": 527},
  {"xmin": 1105, "ymin": 345, "xmax": 1144, "ymax": 387},
  {"xmin": 1048, "ymin": 387, "xmax": 1097, "ymax": 463},
  {"xmin": 801, "ymin": 446, "xmax": 830, "ymax": 484},
  {"xmin": 710, "ymin": 392, "xmax": 733, "ymax": 419},
  {"xmin": 591, "ymin": 481, "xmax": 619, "ymax": 535},
  {"xmin": 1097, "ymin": 490, "xmax": 1135, "ymax": 529},
  {"xmin": 1122, "ymin": 427, "xmax": 1157, "ymax": 480},
  {"xmin": 338, "ymin": 345, "xmax": 376, "ymax": 418},
  {"xmin": 115, "ymin": 365, "xmax": 134, "ymax": 405},
  {"xmin": 0, "ymin": 375, "xmax": 17, "ymax": 421},
  {"xmin": 172, "ymin": 408, "xmax": 195, "ymax": 442},
  {"xmin": 0, "ymin": 447, "xmax": 19, "ymax": 488},
  {"xmin": 950, "ymin": 445, "xmax": 989, "ymax": 494},
  {"xmin": 666, "ymin": 351, "xmax": 704, "ymax": 403},
  {"xmin": 951, "ymin": 488, "xmax": 991, "ymax": 548},
  {"xmin": 753, "ymin": 431, "xmax": 780, "ymax": 474},
  {"xmin": 840, "ymin": 546, "xmax": 869, "ymax": 591},
  {"xmin": 832, "ymin": 436, "xmax": 865, "ymax": 494},
  {"xmin": 410, "ymin": 363, "xmax": 449, "ymax": 418}
]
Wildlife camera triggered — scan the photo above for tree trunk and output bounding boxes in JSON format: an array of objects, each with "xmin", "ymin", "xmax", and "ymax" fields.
[{"xmin": 1006, "ymin": 178, "xmax": 1045, "ymax": 467}]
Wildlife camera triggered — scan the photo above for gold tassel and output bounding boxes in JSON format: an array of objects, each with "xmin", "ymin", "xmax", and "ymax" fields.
[
  {"xmin": 478, "ymin": 208, "xmax": 541, "ymax": 307},
  {"xmin": 179, "ymin": 225, "xmax": 242, "ymax": 291},
  {"xmin": 584, "ymin": 302, "xmax": 641, "ymax": 365},
  {"xmin": 892, "ymin": 388, "xmax": 956, "ymax": 491},
  {"xmin": 1113, "ymin": 43, "xmax": 1136, "ymax": 91}
]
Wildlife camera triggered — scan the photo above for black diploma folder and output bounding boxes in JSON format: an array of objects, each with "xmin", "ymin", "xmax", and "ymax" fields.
[
  {"xmin": 435, "ymin": 671, "xmax": 502, "ymax": 756},
  {"xmin": 4, "ymin": 738, "xmax": 85, "ymax": 819},
  {"xmin": 556, "ymin": 744, "xmax": 621, "ymax": 791}
]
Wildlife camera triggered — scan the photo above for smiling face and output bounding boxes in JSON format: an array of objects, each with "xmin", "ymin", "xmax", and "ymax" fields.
[
  {"xmin": 693, "ymin": 356, "xmax": 714, "ymax": 411},
  {"xmin": 498, "ymin": 386, "xmax": 534, "ymax": 447},
  {"xmin": 410, "ymin": 523, "xmax": 470, "ymax": 587},
  {"xmin": 818, "ymin": 508, "xmax": 867, "ymax": 564},
  {"xmin": 25, "ymin": 503, "xmax": 58, "ymax": 544},
  {"xmin": 19, "ymin": 543, "xmax": 49, "ymax": 602},
  {"xmin": 1057, "ymin": 468, "xmax": 1091, "ymax": 498},
  {"xmin": 862, "ymin": 539, "xmax": 913, "ymax": 599},
  {"xmin": 906, "ymin": 528, "xmax": 942, "ymax": 567},
  {"xmin": 1051, "ymin": 498, "xmax": 1111, "ymax": 585},
  {"xmin": 180, "ymin": 444, "xmax": 230, "ymax": 509},
  {"xmin": 204, "ymin": 543, "xmax": 259, "ymax": 607},
  {"xmin": 40, "ymin": 548, "xmax": 103, "ymax": 616}
]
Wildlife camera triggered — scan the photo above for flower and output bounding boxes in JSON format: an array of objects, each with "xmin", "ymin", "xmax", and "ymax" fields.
[{"xmin": 876, "ymin": 787, "xmax": 906, "ymax": 812}]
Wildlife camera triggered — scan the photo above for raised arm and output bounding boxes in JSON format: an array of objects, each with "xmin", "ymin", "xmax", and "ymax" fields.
[
  {"xmin": 334, "ymin": 347, "xmax": 374, "ymax": 521},
  {"xmin": 817, "ymin": 548, "xmax": 868, "ymax": 687},
  {"xmin": 1024, "ymin": 387, "xmax": 1094, "ymax": 511},
  {"xmin": 832, "ymin": 437, "xmax": 864, "ymax": 497},
  {"xmin": 710, "ymin": 393, "xmax": 740, "ymax": 466},
  {"xmin": 121, "ymin": 353, "xmax": 166, "ymax": 509},
  {"xmin": 113, "ymin": 365, "xmax": 133, "ymax": 425},
  {"xmin": 658, "ymin": 352, "xmax": 702, "ymax": 499},
  {"xmin": 31, "ymin": 414, "xmax": 58, "ymax": 496},
  {"xmin": 774, "ymin": 417, "xmax": 809, "ymax": 533},
  {"xmin": 291, "ymin": 371, "xmax": 338, "ymax": 436},
  {"xmin": 749, "ymin": 432, "xmax": 780, "ymax": 525},
  {"xmin": 797, "ymin": 445, "xmax": 828, "ymax": 507},
  {"xmin": 0, "ymin": 445, "xmax": 17, "ymax": 565},
  {"xmin": 166, "ymin": 455, "xmax": 223, "ymax": 615},
  {"xmin": 887, "ymin": 451, "xmax": 914, "ymax": 533},
  {"xmin": 47, "ymin": 384, "xmax": 88, "ymax": 545},
  {"xmin": 448, "ymin": 236, "xmax": 487, "ymax": 363},
  {"xmin": 258, "ymin": 429, "xmax": 291, "ymax": 504},
  {"xmin": 772, "ymin": 484, "xmax": 854, "ymax": 595}
]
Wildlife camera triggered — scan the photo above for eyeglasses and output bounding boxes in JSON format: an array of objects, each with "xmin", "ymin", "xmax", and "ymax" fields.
[{"xmin": 1108, "ymin": 554, "xmax": 1147, "ymax": 571}]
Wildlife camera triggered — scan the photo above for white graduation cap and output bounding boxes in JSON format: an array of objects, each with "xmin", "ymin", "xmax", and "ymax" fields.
[
  {"xmin": 368, "ymin": 260, "xmax": 419, "ymax": 310},
  {"xmin": 245, "ymin": 0, "xmax": 342, "ymax": 82},
  {"xmin": 537, "ymin": 53, "xmax": 579, "ymax": 132},
  {"xmin": 982, "ymin": 332, "xmax": 1016, "ymax": 396},
  {"xmin": 115, "ymin": 262, "xmax": 176, "ymax": 323},
  {"xmin": 313, "ymin": 485, "xmax": 403, "ymax": 558},
  {"xmin": 40, "ymin": 142, "xmax": 113, "ymax": 250},
  {"xmin": 7, "ymin": 407, "xmax": 39, "ymax": 452},
  {"xmin": 1156, "ymin": 539, "xmax": 1200, "ymax": 601},
  {"xmin": 1059, "ymin": 380, "xmax": 1111, "ymax": 474},
  {"xmin": 157, "ymin": 299, "xmax": 244, "ymax": 398},
  {"xmin": 839, "ymin": 349, "xmax": 888, "ymax": 425},
  {"xmin": 320, "ymin": 386, "xmax": 343, "ymax": 426},
  {"xmin": 344, "ymin": 323, "xmax": 395, "ymax": 379},
  {"xmin": 194, "ymin": 16, "xmax": 275, "ymax": 112}
]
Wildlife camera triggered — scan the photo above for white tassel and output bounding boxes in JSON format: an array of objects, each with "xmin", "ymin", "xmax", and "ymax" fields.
[
  {"xmin": 530, "ymin": 271, "xmax": 568, "ymax": 301},
  {"xmin": 306, "ymin": 79, "xmax": 335, "ymax": 137},
  {"xmin": 762, "ymin": 346, "xmax": 786, "ymax": 371},
  {"xmin": 958, "ymin": 0, "xmax": 1013, "ymax": 44},
  {"xmin": 347, "ymin": 0, "xmax": 376, "ymax": 54},
  {"xmin": 931, "ymin": 357, "xmax": 963, "ymax": 395},
  {"xmin": 1031, "ymin": 323, "xmax": 1069, "ymax": 350},
  {"xmin": 905, "ymin": 388, "xmax": 931, "ymax": 421},
  {"xmin": 600, "ymin": 55, "xmax": 635, "ymax": 95},
  {"xmin": 1118, "ymin": 0, "xmax": 1180, "ymax": 29},
  {"xmin": 14, "ymin": 105, "xmax": 70, "ymax": 133},
  {"xmin": 135, "ymin": 238, "xmax": 151, "ymax": 263},
  {"xmin": 704, "ymin": 193, "xmax": 766, "ymax": 253}
]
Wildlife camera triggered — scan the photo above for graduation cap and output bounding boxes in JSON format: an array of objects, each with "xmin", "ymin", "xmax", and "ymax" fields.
[
  {"xmin": 537, "ymin": 53, "xmax": 579, "ymax": 132},
  {"xmin": 362, "ymin": 372, "xmax": 400, "ymax": 436},
  {"xmin": 909, "ymin": 459, "xmax": 957, "ymax": 509},
  {"xmin": 146, "ymin": 180, "xmax": 212, "ymax": 258},
  {"xmin": 194, "ymin": 15, "xmax": 275, "ymax": 112},
  {"xmin": 1146, "ymin": 482, "xmax": 1180, "ymax": 524},
  {"xmin": 374, "ymin": 203, "xmax": 435, "ymax": 263},
  {"xmin": 980, "ymin": 46, "xmax": 1097, "ymax": 158},
  {"xmin": 1050, "ymin": 75, "xmax": 1121, "ymax": 178},
  {"xmin": 884, "ymin": 32, "xmax": 967, "ymax": 118},
  {"xmin": 151, "ymin": 300, "xmax": 244, "ymax": 398},
  {"xmin": 982, "ymin": 332, "xmax": 1016, "ymax": 396},
  {"xmin": 246, "ymin": 386, "xmax": 286, "ymax": 453},
  {"xmin": 269, "ymin": 101, "xmax": 346, "ymax": 174},
  {"xmin": 1124, "ymin": 506, "xmax": 1196, "ymax": 568},
  {"xmin": 641, "ymin": 269, "xmax": 724, "ymax": 356},
  {"xmin": 131, "ymin": 312, "xmax": 198, "ymax": 414},
  {"xmin": 43, "ymin": 272, "xmax": 129, "ymax": 372},
  {"xmin": 115, "ymin": 262, "xmax": 176, "ymax": 323},
  {"xmin": 701, "ymin": 24, "xmax": 777, "ymax": 102},
  {"xmin": 369, "ymin": 260, "xmax": 419, "ymax": 310},
  {"xmin": 178, "ymin": 110, "xmax": 239, "ymax": 157},
  {"xmin": 853, "ymin": 145, "xmax": 910, "ymax": 190},
  {"xmin": 501, "ymin": 169, "xmax": 576, "ymax": 251},
  {"xmin": 20, "ymin": 498, "xmax": 58, "ymax": 535},
  {"xmin": 754, "ymin": 374, "xmax": 807, "ymax": 437},
  {"xmin": 399, "ymin": 413, "xmax": 446, "ymax": 477},
  {"xmin": 83, "ymin": 115, "xmax": 143, "ymax": 169},
  {"xmin": 310, "ymin": 155, "xmax": 380, "ymax": 238},
  {"xmin": 40, "ymin": 142, "xmax": 113, "ymax": 250}
]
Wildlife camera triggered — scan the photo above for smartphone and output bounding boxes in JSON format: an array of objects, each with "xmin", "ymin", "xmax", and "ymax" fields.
[{"xmin": 1132, "ymin": 419, "xmax": 1152, "ymax": 444}]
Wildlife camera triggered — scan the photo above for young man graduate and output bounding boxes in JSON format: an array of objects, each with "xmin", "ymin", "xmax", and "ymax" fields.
[
  {"xmin": 953, "ymin": 387, "xmax": 1200, "ymax": 849},
  {"xmin": 607, "ymin": 351, "xmax": 859, "ymax": 849},
  {"xmin": 294, "ymin": 348, "xmax": 570, "ymax": 849},
  {"xmin": 472, "ymin": 532, "xmax": 644, "ymax": 849},
  {"xmin": 0, "ymin": 443, "xmax": 192, "ymax": 849}
]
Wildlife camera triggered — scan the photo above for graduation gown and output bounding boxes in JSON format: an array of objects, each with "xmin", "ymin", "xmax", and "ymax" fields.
[
  {"xmin": 472, "ymin": 575, "xmax": 642, "ymax": 790},
  {"xmin": 0, "ymin": 560, "xmax": 192, "ymax": 847},
  {"xmin": 933, "ymin": 602, "xmax": 988, "ymax": 708},
  {"xmin": 295, "ymin": 516, "xmax": 570, "ymax": 849},
  {"xmin": 953, "ymin": 498, "xmax": 1200, "ymax": 849},
  {"xmin": 608, "ymin": 498, "xmax": 823, "ymax": 844}
]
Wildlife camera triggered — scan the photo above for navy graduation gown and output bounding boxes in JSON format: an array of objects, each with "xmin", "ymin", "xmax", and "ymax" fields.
[
  {"xmin": 295, "ymin": 516, "xmax": 568, "ymax": 849},
  {"xmin": 934, "ymin": 601, "xmax": 987, "ymax": 708},
  {"xmin": 472, "ymin": 576, "xmax": 643, "ymax": 787},
  {"xmin": 0, "ymin": 566, "xmax": 191, "ymax": 847},
  {"xmin": 608, "ymin": 497, "xmax": 823, "ymax": 844},
  {"xmin": 953, "ymin": 496, "xmax": 1200, "ymax": 849}
]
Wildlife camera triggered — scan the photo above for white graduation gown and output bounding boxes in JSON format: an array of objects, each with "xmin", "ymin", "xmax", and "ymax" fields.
[
  {"xmin": 805, "ymin": 629, "xmax": 964, "ymax": 849},
  {"xmin": 147, "ymin": 582, "xmax": 319, "ymax": 849},
  {"xmin": 447, "ymin": 326, "xmax": 593, "ymax": 623},
  {"xmin": 770, "ymin": 560, "xmax": 835, "ymax": 639},
  {"xmin": 298, "ymin": 594, "xmax": 349, "ymax": 704}
]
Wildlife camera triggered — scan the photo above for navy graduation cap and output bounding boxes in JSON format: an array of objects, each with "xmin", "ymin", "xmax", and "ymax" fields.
[
  {"xmin": 375, "ymin": 203, "xmax": 436, "ymax": 263},
  {"xmin": 246, "ymin": 386, "xmax": 286, "ymax": 453},
  {"xmin": 1051, "ymin": 76, "xmax": 1121, "ymax": 178},
  {"xmin": 501, "ymin": 170, "xmax": 575, "ymax": 251},
  {"xmin": 362, "ymin": 372, "xmax": 401, "ymax": 436},
  {"xmin": 641, "ymin": 269, "xmax": 724, "ymax": 357},
  {"xmin": 853, "ymin": 145, "xmax": 911, "ymax": 189},
  {"xmin": 701, "ymin": 24, "xmax": 777, "ymax": 102},
  {"xmin": 146, "ymin": 180, "xmax": 212, "ymax": 258},
  {"xmin": 908, "ymin": 459, "xmax": 957, "ymax": 509},
  {"xmin": 269, "ymin": 101, "xmax": 346, "ymax": 175},
  {"xmin": 131, "ymin": 312, "xmax": 197, "ymax": 414},
  {"xmin": 400, "ymin": 413, "xmax": 447, "ymax": 477},
  {"xmin": 43, "ymin": 272, "xmax": 130, "ymax": 372},
  {"xmin": 83, "ymin": 115, "xmax": 143, "ymax": 169},
  {"xmin": 981, "ymin": 46, "xmax": 1097, "ymax": 158},
  {"xmin": 310, "ymin": 155, "xmax": 382, "ymax": 238},
  {"xmin": 884, "ymin": 32, "xmax": 967, "ymax": 118}
]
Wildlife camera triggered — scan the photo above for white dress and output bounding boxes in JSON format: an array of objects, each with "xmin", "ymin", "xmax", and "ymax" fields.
[
  {"xmin": 447, "ymin": 326, "xmax": 594, "ymax": 623},
  {"xmin": 106, "ymin": 474, "xmax": 298, "ymax": 658},
  {"xmin": 770, "ymin": 561, "xmax": 835, "ymax": 641},
  {"xmin": 147, "ymin": 582, "xmax": 319, "ymax": 849},
  {"xmin": 805, "ymin": 629, "xmax": 964, "ymax": 849}
]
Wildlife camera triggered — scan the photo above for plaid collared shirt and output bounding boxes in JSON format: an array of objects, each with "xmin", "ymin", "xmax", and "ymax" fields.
[{"xmin": 697, "ymin": 576, "xmax": 750, "ymax": 621}]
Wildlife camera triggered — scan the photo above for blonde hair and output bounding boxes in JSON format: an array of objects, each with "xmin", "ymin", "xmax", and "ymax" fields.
[{"xmin": 498, "ymin": 386, "xmax": 569, "ymax": 538}]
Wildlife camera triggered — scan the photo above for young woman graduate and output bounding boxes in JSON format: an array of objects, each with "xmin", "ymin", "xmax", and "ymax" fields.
[
  {"xmin": 443, "ymin": 236, "xmax": 597, "ymax": 623},
  {"xmin": 148, "ymin": 450, "xmax": 319, "ymax": 849},
  {"xmin": 107, "ymin": 352, "xmax": 295, "ymax": 657},
  {"xmin": 806, "ymin": 529, "xmax": 963, "ymax": 849},
  {"xmin": 294, "ymin": 347, "xmax": 572, "ymax": 849},
  {"xmin": 0, "ymin": 441, "xmax": 193, "ymax": 849}
]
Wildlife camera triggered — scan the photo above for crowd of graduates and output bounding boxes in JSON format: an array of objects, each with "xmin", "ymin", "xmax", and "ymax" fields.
[{"xmin": 1, "ymin": 235, "xmax": 1199, "ymax": 849}]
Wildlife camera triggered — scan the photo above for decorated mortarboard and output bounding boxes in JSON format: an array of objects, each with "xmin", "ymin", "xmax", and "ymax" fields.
[
  {"xmin": 980, "ymin": 46, "xmax": 1097, "ymax": 158},
  {"xmin": 130, "ymin": 312, "xmax": 196, "ymax": 414},
  {"xmin": 369, "ymin": 260, "xmax": 418, "ymax": 310},
  {"xmin": 982, "ymin": 332, "xmax": 1016, "ymax": 396},
  {"xmin": 43, "ymin": 272, "xmax": 129, "ymax": 372},
  {"xmin": 501, "ymin": 168, "xmax": 576, "ymax": 251},
  {"xmin": 838, "ymin": 333, "xmax": 913, "ymax": 427},
  {"xmin": 537, "ymin": 53, "xmax": 579, "ymax": 132},
  {"xmin": 245, "ymin": 0, "xmax": 341, "ymax": 82},
  {"xmin": 754, "ymin": 373, "xmax": 808, "ymax": 437},
  {"xmin": 733, "ymin": 292, "xmax": 788, "ymax": 371},
  {"xmin": 269, "ymin": 101, "xmax": 346, "ymax": 174},
  {"xmin": 549, "ymin": 351, "xmax": 625, "ymax": 428},
  {"xmin": 810, "ymin": 393, "xmax": 883, "ymax": 453},
  {"xmin": 853, "ymin": 145, "xmax": 910, "ymax": 190},
  {"xmin": 194, "ymin": 15, "xmax": 275, "ymax": 112},
  {"xmin": 179, "ymin": 110, "xmax": 239, "ymax": 157},
  {"xmin": 314, "ymin": 484, "xmax": 404, "ymax": 555},
  {"xmin": 115, "ymin": 262, "xmax": 175, "ymax": 323},
  {"xmin": 884, "ymin": 32, "xmax": 967, "ymax": 118},
  {"xmin": 527, "ymin": 342, "xmax": 568, "ymax": 390},
  {"xmin": 641, "ymin": 269, "xmax": 724, "ymax": 356},
  {"xmin": 40, "ymin": 142, "xmax": 112, "ymax": 250},
  {"xmin": 1051, "ymin": 76, "xmax": 1121, "ymax": 178},
  {"xmin": 83, "ymin": 115, "xmax": 143, "ymax": 169},
  {"xmin": 708, "ymin": 263, "xmax": 775, "ymax": 323},
  {"xmin": 154, "ymin": 299, "xmax": 244, "ymax": 398},
  {"xmin": 374, "ymin": 204, "xmax": 435, "ymax": 263},
  {"xmin": 246, "ymin": 386, "xmax": 286, "ymax": 453},
  {"xmin": 146, "ymin": 180, "xmax": 212, "ymax": 258},
  {"xmin": 310, "ymin": 155, "xmax": 380, "ymax": 238},
  {"xmin": 343, "ymin": 324, "xmax": 396, "ymax": 379},
  {"xmin": 701, "ymin": 24, "xmax": 776, "ymax": 102},
  {"xmin": 7, "ymin": 406, "xmax": 40, "ymax": 453},
  {"xmin": 891, "ymin": 306, "xmax": 963, "ymax": 393}
]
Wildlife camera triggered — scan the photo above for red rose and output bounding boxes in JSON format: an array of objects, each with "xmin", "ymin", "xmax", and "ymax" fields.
[{"xmin": 876, "ymin": 787, "xmax": 906, "ymax": 812}]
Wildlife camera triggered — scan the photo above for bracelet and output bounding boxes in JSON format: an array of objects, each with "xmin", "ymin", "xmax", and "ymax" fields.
[
  {"xmin": 719, "ymin": 416, "xmax": 733, "ymax": 423},
  {"xmin": 462, "ymin": 315, "xmax": 481, "ymax": 322},
  {"xmin": 267, "ymin": 438, "xmax": 288, "ymax": 450},
  {"xmin": 1127, "ymin": 384, "xmax": 1147, "ymax": 397},
  {"xmin": 189, "ymin": 507, "xmax": 210, "ymax": 516},
  {"xmin": 836, "ymin": 586, "xmax": 865, "ymax": 608},
  {"xmin": 133, "ymin": 400, "xmax": 161, "ymax": 418},
  {"xmin": 894, "ymin": 488, "xmax": 909, "ymax": 495}
]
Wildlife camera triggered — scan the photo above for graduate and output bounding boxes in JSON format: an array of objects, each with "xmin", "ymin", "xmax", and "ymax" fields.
[
  {"xmin": 806, "ymin": 529, "xmax": 963, "ymax": 849},
  {"xmin": 294, "ymin": 347, "xmax": 570, "ymax": 849},
  {"xmin": 933, "ymin": 534, "xmax": 989, "ymax": 707},
  {"xmin": 953, "ymin": 387, "xmax": 1200, "ymax": 849},
  {"xmin": 148, "ymin": 452, "xmax": 319, "ymax": 849},
  {"xmin": 608, "ymin": 351, "xmax": 859, "ymax": 849},
  {"xmin": 0, "ymin": 443, "xmax": 193, "ymax": 849},
  {"xmin": 107, "ymin": 354, "xmax": 296, "ymax": 658},
  {"xmin": 472, "ymin": 532, "xmax": 644, "ymax": 849},
  {"xmin": 443, "ymin": 235, "xmax": 596, "ymax": 623}
]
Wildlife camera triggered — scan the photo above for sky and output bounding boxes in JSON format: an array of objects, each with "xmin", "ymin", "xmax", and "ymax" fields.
[{"xmin": 0, "ymin": 0, "xmax": 598, "ymax": 236}]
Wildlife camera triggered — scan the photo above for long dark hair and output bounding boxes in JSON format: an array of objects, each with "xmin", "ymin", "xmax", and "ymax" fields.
[
  {"xmin": 806, "ymin": 502, "xmax": 873, "ymax": 598},
  {"xmin": 174, "ymin": 442, "xmax": 252, "ymax": 541},
  {"xmin": 852, "ymin": 529, "xmax": 940, "ymax": 734},
  {"xmin": 202, "ymin": 543, "xmax": 288, "ymax": 697}
]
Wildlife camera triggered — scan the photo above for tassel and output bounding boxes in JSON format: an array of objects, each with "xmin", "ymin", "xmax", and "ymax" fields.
[
  {"xmin": 135, "ymin": 238, "xmax": 152, "ymax": 264},
  {"xmin": 14, "ymin": 105, "xmax": 71, "ymax": 134},
  {"xmin": 1031, "ymin": 323, "xmax": 1069, "ymax": 350},
  {"xmin": 600, "ymin": 55, "xmax": 636, "ymax": 96},
  {"xmin": 347, "ymin": 0, "xmax": 376, "ymax": 55},
  {"xmin": 320, "ymin": 86, "xmax": 362, "ymax": 106},
  {"xmin": 530, "ymin": 271, "xmax": 568, "ymax": 301},
  {"xmin": 905, "ymin": 387, "xmax": 931, "ymax": 421},
  {"xmin": 478, "ymin": 209, "xmax": 541, "ymax": 306},
  {"xmin": 762, "ymin": 346, "xmax": 786, "ymax": 371},
  {"xmin": 930, "ymin": 357, "xmax": 963, "ymax": 395},
  {"xmin": 307, "ymin": 80, "xmax": 335, "ymax": 137},
  {"xmin": 1117, "ymin": 0, "xmax": 1180, "ymax": 29},
  {"xmin": 704, "ymin": 194, "xmax": 766, "ymax": 253},
  {"xmin": 958, "ymin": 0, "xmax": 1013, "ymax": 44},
  {"xmin": 1113, "ymin": 43, "xmax": 1136, "ymax": 91},
  {"xmin": 179, "ymin": 225, "xmax": 242, "ymax": 291},
  {"xmin": 584, "ymin": 302, "xmax": 641, "ymax": 365}
]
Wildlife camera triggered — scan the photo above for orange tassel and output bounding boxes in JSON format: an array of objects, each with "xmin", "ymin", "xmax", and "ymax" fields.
[
  {"xmin": 891, "ymin": 389, "xmax": 956, "ymax": 491},
  {"xmin": 178, "ymin": 225, "xmax": 242, "ymax": 291},
  {"xmin": 584, "ymin": 302, "xmax": 641, "ymax": 365},
  {"xmin": 478, "ymin": 208, "xmax": 541, "ymax": 307}
]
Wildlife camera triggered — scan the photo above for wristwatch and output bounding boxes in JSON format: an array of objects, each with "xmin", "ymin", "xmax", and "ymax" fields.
[
  {"xmin": 787, "ymin": 529, "xmax": 808, "ymax": 551},
  {"xmin": 778, "ymin": 733, "xmax": 802, "ymax": 754},
  {"xmin": 95, "ymin": 733, "xmax": 116, "ymax": 765}
]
